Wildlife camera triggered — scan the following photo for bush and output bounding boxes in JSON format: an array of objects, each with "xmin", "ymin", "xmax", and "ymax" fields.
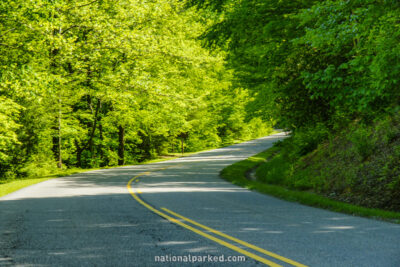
[
  {"xmin": 256, "ymin": 154, "xmax": 290, "ymax": 185},
  {"xmin": 348, "ymin": 126, "xmax": 376, "ymax": 161},
  {"xmin": 282, "ymin": 123, "xmax": 329, "ymax": 160},
  {"xmin": 20, "ymin": 154, "xmax": 59, "ymax": 178}
]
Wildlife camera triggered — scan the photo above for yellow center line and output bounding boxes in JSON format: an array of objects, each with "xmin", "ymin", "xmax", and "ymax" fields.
[
  {"xmin": 127, "ymin": 168, "xmax": 307, "ymax": 267},
  {"xmin": 161, "ymin": 208, "xmax": 307, "ymax": 267},
  {"xmin": 127, "ymin": 174, "xmax": 282, "ymax": 267}
]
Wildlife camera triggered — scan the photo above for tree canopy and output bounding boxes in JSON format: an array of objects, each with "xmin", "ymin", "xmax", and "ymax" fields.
[
  {"xmin": 0, "ymin": 0, "xmax": 272, "ymax": 179},
  {"xmin": 197, "ymin": 0, "xmax": 400, "ymax": 131}
]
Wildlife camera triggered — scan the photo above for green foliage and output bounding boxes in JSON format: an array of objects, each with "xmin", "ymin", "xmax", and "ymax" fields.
[
  {"xmin": 0, "ymin": 96, "xmax": 22, "ymax": 178},
  {"xmin": 221, "ymin": 146, "xmax": 400, "ymax": 223},
  {"xmin": 257, "ymin": 114, "xmax": 400, "ymax": 212},
  {"xmin": 20, "ymin": 153, "xmax": 59, "ymax": 178},
  {"xmin": 349, "ymin": 126, "xmax": 376, "ymax": 161},
  {"xmin": 0, "ymin": 0, "xmax": 272, "ymax": 180},
  {"xmin": 256, "ymin": 154, "xmax": 290, "ymax": 186},
  {"xmin": 0, "ymin": 97, "xmax": 21, "ymax": 155},
  {"xmin": 220, "ymin": 148, "xmax": 276, "ymax": 184},
  {"xmin": 288, "ymin": 124, "xmax": 330, "ymax": 158},
  {"xmin": 194, "ymin": 0, "xmax": 400, "ymax": 212},
  {"xmin": 197, "ymin": 0, "xmax": 400, "ymax": 132}
]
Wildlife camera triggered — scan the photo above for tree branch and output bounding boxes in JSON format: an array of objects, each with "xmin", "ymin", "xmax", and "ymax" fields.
[
  {"xmin": 0, "ymin": 28, "xmax": 16, "ymax": 39},
  {"xmin": 81, "ymin": 98, "xmax": 101, "ymax": 152},
  {"xmin": 66, "ymin": 0, "xmax": 100, "ymax": 11},
  {"xmin": 61, "ymin": 25, "xmax": 79, "ymax": 35}
]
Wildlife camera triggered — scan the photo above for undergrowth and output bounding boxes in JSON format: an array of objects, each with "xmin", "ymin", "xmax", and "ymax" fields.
[
  {"xmin": 256, "ymin": 114, "xmax": 400, "ymax": 212},
  {"xmin": 221, "ymin": 142, "xmax": 400, "ymax": 223}
]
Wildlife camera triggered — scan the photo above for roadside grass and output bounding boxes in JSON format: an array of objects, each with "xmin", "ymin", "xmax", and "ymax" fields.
[
  {"xmin": 220, "ymin": 147, "xmax": 400, "ymax": 224},
  {"xmin": 0, "ymin": 178, "xmax": 51, "ymax": 198},
  {"xmin": 0, "ymin": 152, "xmax": 192, "ymax": 198},
  {"xmin": 0, "ymin": 130, "xmax": 279, "ymax": 198}
]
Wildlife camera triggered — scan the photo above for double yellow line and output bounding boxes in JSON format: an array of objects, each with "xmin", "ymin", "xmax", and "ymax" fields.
[{"xmin": 127, "ymin": 170, "xmax": 307, "ymax": 267}]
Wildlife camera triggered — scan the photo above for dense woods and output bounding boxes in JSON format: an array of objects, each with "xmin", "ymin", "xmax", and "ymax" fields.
[
  {"xmin": 194, "ymin": 0, "xmax": 400, "ymax": 131},
  {"xmin": 0, "ymin": 0, "xmax": 271, "ymax": 179},
  {"xmin": 191, "ymin": 0, "xmax": 400, "ymax": 211}
]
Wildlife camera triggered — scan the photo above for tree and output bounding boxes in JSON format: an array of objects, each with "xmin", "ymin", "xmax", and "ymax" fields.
[{"xmin": 0, "ymin": 0, "xmax": 272, "ymax": 179}]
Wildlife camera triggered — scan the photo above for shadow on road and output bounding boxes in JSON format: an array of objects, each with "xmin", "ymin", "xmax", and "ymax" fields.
[{"xmin": 2, "ymin": 133, "xmax": 399, "ymax": 266}]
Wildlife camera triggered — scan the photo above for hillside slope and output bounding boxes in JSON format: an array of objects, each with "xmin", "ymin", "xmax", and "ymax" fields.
[{"xmin": 257, "ymin": 114, "xmax": 400, "ymax": 212}]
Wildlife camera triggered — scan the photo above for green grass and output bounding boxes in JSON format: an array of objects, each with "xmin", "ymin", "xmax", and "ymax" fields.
[
  {"xmin": 0, "ymin": 132, "xmax": 276, "ymax": 198},
  {"xmin": 256, "ymin": 153, "xmax": 290, "ymax": 185},
  {"xmin": 0, "ymin": 152, "xmax": 195, "ymax": 198},
  {"xmin": 0, "ymin": 177, "xmax": 52, "ymax": 198},
  {"xmin": 0, "ymin": 131, "xmax": 278, "ymax": 198},
  {"xmin": 0, "ymin": 166, "xmax": 107, "ymax": 198},
  {"xmin": 220, "ymin": 147, "xmax": 400, "ymax": 224}
]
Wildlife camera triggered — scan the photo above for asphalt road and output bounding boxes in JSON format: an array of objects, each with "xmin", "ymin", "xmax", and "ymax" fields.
[{"xmin": 1, "ymin": 132, "xmax": 400, "ymax": 266}]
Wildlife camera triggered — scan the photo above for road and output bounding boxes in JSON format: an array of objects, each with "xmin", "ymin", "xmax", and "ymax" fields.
[{"xmin": 1, "ymin": 132, "xmax": 400, "ymax": 266}]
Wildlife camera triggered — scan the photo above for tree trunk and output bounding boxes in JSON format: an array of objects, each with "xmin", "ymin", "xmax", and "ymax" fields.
[
  {"xmin": 181, "ymin": 139, "xmax": 184, "ymax": 155},
  {"xmin": 77, "ymin": 149, "xmax": 82, "ymax": 168},
  {"xmin": 57, "ymin": 96, "xmax": 62, "ymax": 168},
  {"xmin": 118, "ymin": 125, "xmax": 125, "ymax": 166},
  {"xmin": 74, "ymin": 139, "xmax": 83, "ymax": 168},
  {"xmin": 99, "ymin": 121, "xmax": 105, "ymax": 166},
  {"xmin": 89, "ymin": 136, "xmax": 94, "ymax": 164},
  {"xmin": 73, "ymin": 98, "xmax": 101, "ymax": 168},
  {"xmin": 178, "ymin": 132, "xmax": 188, "ymax": 155}
]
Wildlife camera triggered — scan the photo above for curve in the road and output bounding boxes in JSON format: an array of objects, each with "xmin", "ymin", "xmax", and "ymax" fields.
[
  {"xmin": 128, "ymin": 169, "xmax": 307, "ymax": 267},
  {"xmin": 2, "ymin": 132, "xmax": 400, "ymax": 267}
]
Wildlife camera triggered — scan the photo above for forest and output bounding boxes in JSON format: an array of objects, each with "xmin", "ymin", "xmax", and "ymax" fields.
[
  {"xmin": 196, "ymin": 0, "xmax": 400, "ymax": 211},
  {"xmin": 1, "ymin": 0, "xmax": 400, "ymax": 211},
  {"xmin": 0, "ymin": 0, "xmax": 271, "ymax": 179}
]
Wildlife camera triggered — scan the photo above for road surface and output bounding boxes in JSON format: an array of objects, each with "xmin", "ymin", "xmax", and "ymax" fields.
[{"xmin": 1, "ymin": 132, "xmax": 400, "ymax": 266}]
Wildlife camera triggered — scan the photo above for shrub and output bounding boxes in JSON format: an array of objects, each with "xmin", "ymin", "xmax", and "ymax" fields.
[
  {"xmin": 349, "ymin": 126, "xmax": 376, "ymax": 161},
  {"xmin": 256, "ymin": 154, "xmax": 290, "ymax": 185},
  {"xmin": 20, "ymin": 154, "xmax": 58, "ymax": 178},
  {"xmin": 283, "ymin": 123, "xmax": 329, "ymax": 160}
]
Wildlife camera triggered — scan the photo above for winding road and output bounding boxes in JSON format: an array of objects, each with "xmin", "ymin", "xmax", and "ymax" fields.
[{"xmin": 1, "ymin": 132, "xmax": 400, "ymax": 266}]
